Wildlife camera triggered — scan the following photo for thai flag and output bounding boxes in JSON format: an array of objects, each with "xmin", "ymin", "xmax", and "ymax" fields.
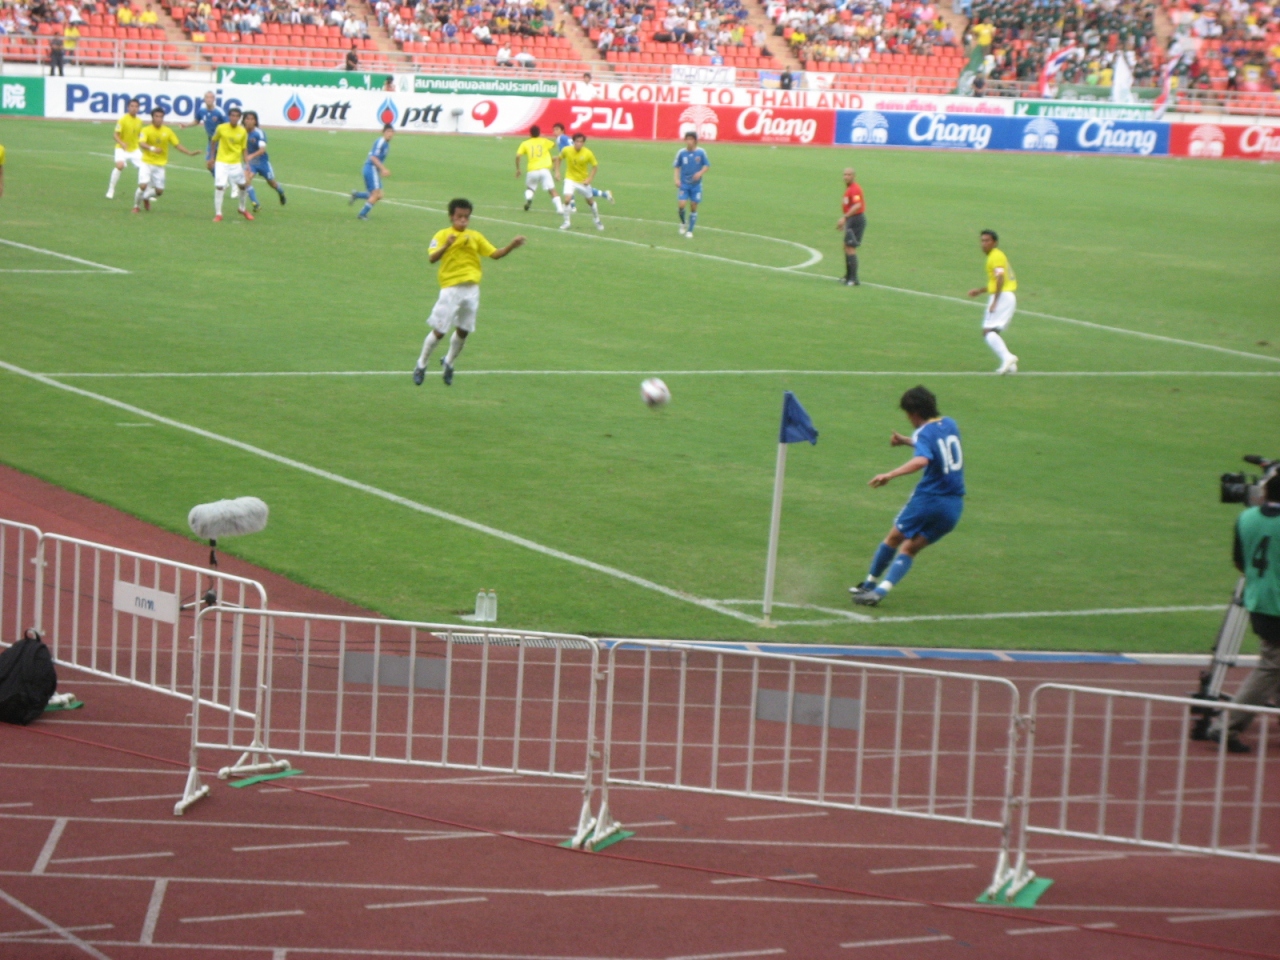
[
  {"xmin": 1153, "ymin": 56, "xmax": 1180, "ymax": 118},
  {"xmin": 1037, "ymin": 46, "xmax": 1079, "ymax": 97}
]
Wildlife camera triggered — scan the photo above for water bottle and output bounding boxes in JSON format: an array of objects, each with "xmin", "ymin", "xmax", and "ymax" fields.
[
  {"xmin": 485, "ymin": 590, "xmax": 498, "ymax": 622},
  {"xmin": 474, "ymin": 591, "xmax": 487, "ymax": 621}
]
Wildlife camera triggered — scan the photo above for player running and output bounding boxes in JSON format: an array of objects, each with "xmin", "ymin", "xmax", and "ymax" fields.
[
  {"xmin": 515, "ymin": 125, "xmax": 563, "ymax": 214},
  {"xmin": 184, "ymin": 91, "xmax": 227, "ymax": 177},
  {"xmin": 210, "ymin": 107, "xmax": 252, "ymax": 222},
  {"xmin": 412, "ymin": 198, "xmax": 525, "ymax": 387},
  {"xmin": 242, "ymin": 111, "xmax": 286, "ymax": 211},
  {"xmin": 850, "ymin": 386, "xmax": 964, "ymax": 607},
  {"xmin": 673, "ymin": 132, "xmax": 709, "ymax": 238},
  {"xmin": 350, "ymin": 125, "xmax": 393, "ymax": 220},
  {"xmin": 967, "ymin": 229, "xmax": 1018, "ymax": 374},
  {"xmin": 836, "ymin": 168, "xmax": 865, "ymax": 285},
  {"xmin": 551, "ymin": 123, "xmax": 613, "ymax": 209},
  {"xmin": 134, "ymin": 107, "xmax": 199, "ymax": 213},
  {"xmin": 106, "ymin": 98, "xmax": 143, "ymax": 200},
  {"xmin": 559, "ymin": 133, "xmax": 604, "ymax": 232}
]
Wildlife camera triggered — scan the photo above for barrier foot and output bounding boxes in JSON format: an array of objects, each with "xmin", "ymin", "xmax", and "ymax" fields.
[
  {"xmin": 563, "ymin": 796, "xmax": 598, "ymax": 850},
  {"xmin": 218, "ymin": 749, "xmax": 291, "ymax": 781},
  {"xmin": 977, "ymin": 875, "xmax": 1053, "ymax": 908},
  {"xmin": 583, "ymin": 800, "xmax": 631, "ymax": 852},
  {"xmin": 174, "ymin": 765, "xmax": 211, "ymax": 816}
]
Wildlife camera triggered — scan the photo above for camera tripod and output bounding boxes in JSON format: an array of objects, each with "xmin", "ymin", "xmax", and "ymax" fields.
[{"xmin": 1189, "ymin": 577, "xmax": 1249, "ymax": 740}]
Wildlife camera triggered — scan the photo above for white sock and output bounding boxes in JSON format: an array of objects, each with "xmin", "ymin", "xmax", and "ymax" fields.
[
  {"xmin": 143, "ymin": 186, "xmax": 157, "ymax": 201},
  {"xmin": 133, "ymin": 186, "xmax": 143, "ymax": 207},
  {"xmin": 589, "ymin": 200, "xmax": 600, "ymax": 223},
  {"xmin": 417, "ymin": 331, "xmax": 442, "ymax": 369},
  {"xmin": 524, "ymin": 188, "xmax": 534, "ymax": 202},
  {"xmin": 552, "ymin": 195, "xmax": 564, "ymax": 213},
  {"xmin": 444, "ymin": 332, "xmax": 466, "ymax": 366},
  {"xmin": 214, "ymin": 187, "xmax": 225, "ymax": 215},
  {"xmin": 108, "ymin": 167, "xmax": 121, "ymax": 195},
  {"xmin": 984, "ymin": 331, "xmax": 1013, "ymax": 364}
]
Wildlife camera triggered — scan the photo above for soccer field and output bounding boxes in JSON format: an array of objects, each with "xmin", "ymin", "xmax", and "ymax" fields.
[{"xmin": 1, "ymin": 117, "xmax": 1278, "ymax": 652}]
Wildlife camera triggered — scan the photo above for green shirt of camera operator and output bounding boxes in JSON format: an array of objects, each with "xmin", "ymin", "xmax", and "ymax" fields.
[{"xmin": 1235, "ymin": 501, "xmax": 1280, "ymax": 617}]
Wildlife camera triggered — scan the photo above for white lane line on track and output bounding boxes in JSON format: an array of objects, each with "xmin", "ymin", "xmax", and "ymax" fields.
[
  {"xmin": 180, "ymin": 909, "xmax": 306, "ymax": 924},
  {"xmin": 841, "ymin": 934, "xmax": 953, "ymax": 949},
  {"xmin": 364, "ymin": 896, "xmax": 490, "ymax": 911},
  {"xmin": 31, "ymin": 818, "xmax": 67, "ymax": 875},
  {"xmin": 0, "ymin": 237, "xmax": 130, "ymax": 275},
  {"xmin": 0, "ymin": 923, "xmax": 114, "ymax": 939},
  {"xmin": 50, "ymin": 851, "xmax": 174, "ymax": 865},
  {"xmin": 0, "ymin": 887, "xmax": 115, "ymax": 960},
  {"xmin": 139, "ymin": 879, "xmax": 167, "ymax": 945},
  {"xmin": 0, "ymin": 357, "xmax": 758, "ymax": 627},
  {"xmin": 665, "ymin": 950, "xmax": 786, "ymax": 960},
  {"xmin": 90, "ymin": 792, "xmax": 184, "ymax": 803},
  {"xmin": 710, "ymin": 873, "xmax": 818, "ymax": 885},
  {"xmin": 402, "ymin": 832, "xmax": 491, "ymax": 842},
  {"xmin": 232, "ymin": 840, "xmax": 351, "ymax": 853},
  {"xmin": 1005, "ymin": 922, "xmax": 1116, "ymax": 935},
  {"xmin": 544, "ymin": 884, "xmax": 661, "ymax": 897},
  {"xmin": 260, "ymin": 782, "xmax": 370, "ymax": 794},
  {"xmin": 1165, "ymin": 910, "xmax": 1279, "ymax": 924},
  {"xmin": 868, "ymin": 863, "xmax": 975, "ymax": 875},
  {"xmin": 0, "ymin": 802, "xmax": 34, "ymax": 808},
  {"xmin": 725, "ymin": 811, "xmax": 829, "ymax": 823},
  {"xmin": 41, "ymin": 369, "xmax": 1280, "ymax": 379}
]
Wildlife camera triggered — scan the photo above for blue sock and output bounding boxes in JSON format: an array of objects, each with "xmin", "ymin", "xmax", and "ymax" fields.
[
  {"xmin": 679, "ymin": 207, "xmax": 686, "ymax": 224},
  {"xmin": 276, "ymin": 185, "xmax": 286, "ymax": 198},
  {"xmin": 868, "ymin": 543, "xmax": 896, "ymax": 579},
  {"xmin": 879, "ymin": 554, "xmax": 914, "ymax": 593},
  {"xmin": 358, "ymin": 202, "xmax": 373, "ymax": 218},
  {"xmin": 247, "ymin": 185, "xmax": 259, "ymax": 205},
  {"xmin": 592, "ymin": 187, "xmax": 604, "ymax": 197},
  {"xmin": 352, "ymin": 190, "xmax": 370, "ymax": 200},
  {"xmin": 688, "ymin": 212, "xmax": 697, "ymax": 233}
]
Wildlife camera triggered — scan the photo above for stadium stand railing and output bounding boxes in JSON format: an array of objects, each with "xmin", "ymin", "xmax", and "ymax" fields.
[{"xmin": 0, "ymin": 519, "xmax": 41, "ymax": 644}]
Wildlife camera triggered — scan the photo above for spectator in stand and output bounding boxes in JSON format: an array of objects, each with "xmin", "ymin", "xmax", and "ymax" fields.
[
  {"xmin": 344, "ymin": 42, "xmax": 358, "ymax": 68},
  {"xmin": 138, "ymin": 2, "xmax": 157, "ymax": 24},
  {"xmin": 473, "ymin": 19, "xmax": 490, "ymax": 42},
  {"xmin": 48, "ymin": 32, "xmax": 64, "ymax": 74},
  {"xmin": 116, "ymin": 3, "xmax": 133, "ymax": 24},
  {"xmin": 779, "ymin": 66, "xmax": 793, "ymax": 87},
  {"xmin": 62, "ymin": 19, "xmax": 78, "ymax": 58},
  {"xmin": 496, "ymin": 41, "xmax": 513, "ymax": 64}
]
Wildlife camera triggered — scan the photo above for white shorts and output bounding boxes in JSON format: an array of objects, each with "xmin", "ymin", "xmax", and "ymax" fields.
[
  {"xmin": 137, "ymin": 164, "xmax": 166, "ymax": 190},
  {"xmin": 427, "ymin": 283, "xmax": 480, "ymax": 334},
  {"xmin": 214, "ymin": 161, "xmax": 246, "ymax": 189},
  {"xmin": 115, "ymin": 147, "xmax": 143, "ymax": 167},
  {"xmin": 984, "ymin": 292, "xmax": 1016, "ymax": 331},
  {"xmin": 525, "ymin": 169, "xmax": 555, "ymax": 192},
  {"xmin": 563, "ymin": 178, "xmax": 593, "ymax": 199}
]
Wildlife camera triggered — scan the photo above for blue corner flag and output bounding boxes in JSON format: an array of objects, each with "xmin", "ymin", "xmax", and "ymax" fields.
[{"xmin": 779, "ymin": 391, "xmax": 818, "ymax": 445}]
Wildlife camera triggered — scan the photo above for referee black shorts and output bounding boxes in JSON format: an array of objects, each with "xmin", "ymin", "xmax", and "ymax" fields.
[{"xmin": 843, "ymin": 214, "xmax": 867, "ymax": 248}]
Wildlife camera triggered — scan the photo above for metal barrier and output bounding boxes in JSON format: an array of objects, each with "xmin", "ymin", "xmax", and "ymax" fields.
[
  {"xmin": 591, "ymin": 639, "xmax": 1024, "ymax": 893},
  {"xmin": 179, "ymin": 607, "xmax": 607, "ymax": 844},
  {"xmin": 1006, "ymin": 683, "xmax": 1280, "ymax": 897},
  {"xmin": 0, "ymin": 519, "xmax": 42, "ymax": 642}
]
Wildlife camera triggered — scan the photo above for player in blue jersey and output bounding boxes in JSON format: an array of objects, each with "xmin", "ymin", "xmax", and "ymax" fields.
[
  {"xmin": 183, "ymin": 91, "xmax": 227, "ymax": 177},
  {"xmin": 350, "ymin": 124, "xmax": 393, "ymax": 220},
  {"xmin": 851, "ymin": 386, "xmax": 965, "ymax": 607},
  {"xmin": 673, "ymin": 132, "xmax": 709, "ymax": 238},
  {"xmin": 241, "ymin": 112, "xmax": 286, "ymax": 211},
  {"xmin": 550, "ymin": 122, "xmax": 613, "ymax": 210}
]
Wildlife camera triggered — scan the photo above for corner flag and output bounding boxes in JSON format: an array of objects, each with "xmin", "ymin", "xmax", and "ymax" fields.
[{"xmin": 763, "ymin": 391, "xmax": 819, "ymax": 624}]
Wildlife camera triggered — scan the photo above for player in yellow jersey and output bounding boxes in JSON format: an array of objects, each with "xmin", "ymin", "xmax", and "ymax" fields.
[
  {"xmin": 134, "ymin": 107, "xmax": 199, "ymax": 213},
  {"xmin": 558, "ymin": 132, "xmax": 603, "ymax": 232},
  {"xmin": 967, "ymin": 229, "xmax": 1019, "ymax": 374},
  {"xmin": 107, "ymin": 98, "xmax": 143, "ymax": 200},
  {"xmin": 515, "ymin": 125, "xmax": 563, "ymax": 214},
  {"xmin": 210, "ymin": 106, "xmax": 252, "ymax": 222},
  {"xmin": 412, "ymin": 198, "xmax": 526, "ymax": 387}
]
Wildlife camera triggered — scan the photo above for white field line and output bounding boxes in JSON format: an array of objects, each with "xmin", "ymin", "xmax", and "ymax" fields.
[
  {"xmin": 0, "ymin": 357, "xmax": 759, "ymax": 627},
  {"xmin": 42, "ymin": 369, "xmax": 1280, "ymax": 378},
  {"xmin": 0, "ymin": 887, "xmax": 115, "ymax": 960},
  {"xmin": 0, "ymin": 237, "xmax": 130, "ymax": 275}
]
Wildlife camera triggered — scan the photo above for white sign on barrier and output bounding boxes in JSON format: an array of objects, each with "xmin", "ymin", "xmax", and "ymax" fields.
[{"xmin": 112, "ymin": 579, "xmax": 180, "ymax": 624}]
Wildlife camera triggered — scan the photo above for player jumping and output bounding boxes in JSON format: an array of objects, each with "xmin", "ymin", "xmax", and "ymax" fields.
[
  {"xmin": 183, "ymin": 91, "xmax": 226, "ymax": 178},
  {"xmin": 106, "ymin": 98, "xmax": 143, "ymax": 200},
  {"xmin": 515, "ymin": 125, "xmax": 563, "ymax": 214},
  {"xmin": 851, "ymin": 386, "xmax": 964, "ymax": 607},
  {"xmin": 559, "ymin": 133, "xmax": 603, "ymax": 231},
  {"xmin": 673, "ymin": 131, "xmax": 709, "ymax": 238},
  {"xmin": 967, "ymin": 229, "xmax": 1018, "ymax": 374},
  {"xmin": 350, "ymin": 125, "xmax": 393, "ymax": 220},
  {"xmin": 412, "ymin": 198, "xmax": 525, "ymax": 387},
  {"xmin": 210, "ymin": 107, "xmax": 252, "ymax": 222},
  {"xmin": 242, "ymin": 111, "xmax": 286, "ymax": 211},
  {"xmin": 134, "ymin": 107, "xmax": 199, "ymax": 213},
  {"xmin": 551, "ymin": 123, "xmax": 613, "ymax": 209}
]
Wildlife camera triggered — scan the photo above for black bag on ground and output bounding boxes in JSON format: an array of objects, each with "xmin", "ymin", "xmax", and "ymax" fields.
[{"xmin": 0, "ymin": 629, "xmax": 58, "ymax": 725}]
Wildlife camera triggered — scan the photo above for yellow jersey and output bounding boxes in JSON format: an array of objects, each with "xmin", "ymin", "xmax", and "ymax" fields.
[
  {"xmin": 430, "ymin": 227, "xmax": 497, "ymax": 288},
  {"xmin": 972, "ymin": 22, "xmax": 994, "ymax": 46},
  {"xmin": 212, "ymin": 122, "xmax": 248, "ymax": 164},
  {"xmin": 138, "ymin": 124, "xmax": 181, "ymax": 166},
  {"xmin": 115, "ymin": 113, "xmax": 144, "ymax": 152},
  {"xmin": 560, "ymin": 145, "xmax": 597, "ymax": 183},
  {"xmin": 516, "ymin": 136, "xmax": 555, "ymax": 171},
  {"xmin": 985, "ymin": 248, "xmax": 1016, "ymax": 293},
  {"xmin": 0, "ymin": 144, "xmax": 5, "ymax": 167}
]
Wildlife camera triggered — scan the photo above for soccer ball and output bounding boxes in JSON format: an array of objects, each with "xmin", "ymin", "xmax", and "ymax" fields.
[{"xmin": 640, "ymin": 378, "xmax": 670, "ymax": 408}]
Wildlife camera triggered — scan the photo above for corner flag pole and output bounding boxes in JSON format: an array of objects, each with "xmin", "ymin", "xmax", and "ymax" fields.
[{"xmin": 762, "ymin": 391, "xmax": 818, "ymax": 627}]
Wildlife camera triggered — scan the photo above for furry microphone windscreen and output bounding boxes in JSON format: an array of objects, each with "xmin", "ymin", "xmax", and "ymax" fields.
[{"xmin": 188, "ymin": 497, "xmax": 269, "ymax": 540}]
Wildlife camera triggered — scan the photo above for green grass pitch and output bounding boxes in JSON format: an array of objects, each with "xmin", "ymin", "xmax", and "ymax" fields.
[{"xmin": 1, "ymin": 117, "xmax": 1278, "ymax": 652}]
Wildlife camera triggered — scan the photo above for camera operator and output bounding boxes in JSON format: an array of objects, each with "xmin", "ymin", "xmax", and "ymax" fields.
[{"xmin": 1209, "ymin": 469, "xmax": 1280, "ymax": 753}]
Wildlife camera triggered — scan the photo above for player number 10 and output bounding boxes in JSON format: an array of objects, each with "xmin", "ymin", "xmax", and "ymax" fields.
[{"xmin": 937, "ymin": 436, "xmax": 963, "ymax": 474}]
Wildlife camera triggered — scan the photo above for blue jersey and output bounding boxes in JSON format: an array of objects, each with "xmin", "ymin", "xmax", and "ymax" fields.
[
  {"xmin": 674, "ymin": 147, "xmax": 710, "ymax": 187},
  {"xmin": 910, "ymin": 417, "xmax": 965, "ymax": 498},
  {"xmin": 554, "ymin": 133, "xmax": 571, "ymax": 152},
  {"xmin": 196, "ymin": 103, "xmax": 227, "ymax": 139},
  {"xmin": 246, "ymin": 128, "xmax": 269, "ymax": 164},
  {"xmin": 366, "ymin": 135, "xmax": 391, "ymax": 166}
]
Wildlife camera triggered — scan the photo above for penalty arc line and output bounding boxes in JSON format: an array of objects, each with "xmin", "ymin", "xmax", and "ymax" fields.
[
  {"xmin": 0, "ymin": 357, "xmax": 760, "ymax": 627},
  {"xmin": 0, "ymin": 238, "xmax": 130, "ymax": 275}
]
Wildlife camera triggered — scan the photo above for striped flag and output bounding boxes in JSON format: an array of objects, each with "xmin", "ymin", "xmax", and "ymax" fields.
[
  {"xmin": 1037, "ymin": 46, "xmax": 1079, "ymax": 98},
  {"xmin": 1153, "ymin": 57, "xmax": 1181, "ymax": 118}
]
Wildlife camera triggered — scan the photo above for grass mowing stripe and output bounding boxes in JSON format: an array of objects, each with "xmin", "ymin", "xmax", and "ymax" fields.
[{"xmin": 0, "ymin": 357, "xmax": 761, "ymax": 626}]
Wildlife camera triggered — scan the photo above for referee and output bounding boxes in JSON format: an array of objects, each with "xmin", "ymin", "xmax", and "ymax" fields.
[
  {"xmin": 837, "ymin": 168, "xmax": 866, "ymax": 286},
  {"xmin": 1210, "ymin": 469, "xmax": 1280, "ymax": 753}
]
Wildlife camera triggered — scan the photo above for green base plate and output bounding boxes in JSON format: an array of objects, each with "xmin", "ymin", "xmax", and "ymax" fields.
[
  {"xmin": 229, "ymin": 768, "xmax": 303, "ymax": 788},
  {"xmin": 977, "ymin": 877, "xmax": 1054, "ymax": 908},
  {"xmin": 560, "ymin": 829, "xmax": 635, "ymax": 851},
  {"xmin": 44, "ymin": 698, "xmax": 84, "ymax": 712}
]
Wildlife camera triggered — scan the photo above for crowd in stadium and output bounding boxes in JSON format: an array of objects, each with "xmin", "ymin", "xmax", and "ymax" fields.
[
  {"xmin": 376, "ymin": 0, "xmax": 560, "ymax": 46},
  {"xmin": 767, "ymin": 0, "xmax": 960, "ymax": 66},
  {"xmin": 575, "ymin": 0, "xmax": 769, "ymax": 58}
]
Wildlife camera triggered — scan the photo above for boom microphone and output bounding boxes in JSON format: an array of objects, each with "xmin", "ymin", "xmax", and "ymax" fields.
[{"xmin": 187, "ymin": 498, "xmax": 269, "ymax": 604}]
